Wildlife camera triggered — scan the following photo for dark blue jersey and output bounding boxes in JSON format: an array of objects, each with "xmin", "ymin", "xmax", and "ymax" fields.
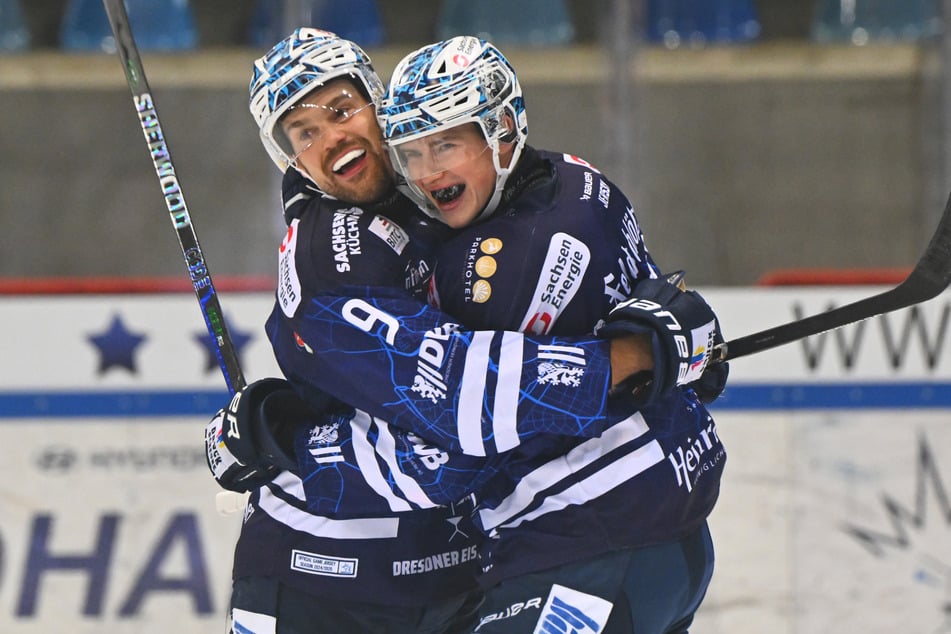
[
  {"xmin": 235, "ymin": 183, "xmax": 482, "ymax": 607},
  {"xmin": 272, "ymin": 149, "xmax": 725, "ymax": 586},
  {"xmin": 268, "ymin": 197, "xmax": 633, "ymax": 454}
]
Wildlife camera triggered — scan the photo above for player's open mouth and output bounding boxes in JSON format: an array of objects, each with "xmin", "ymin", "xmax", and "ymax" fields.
[
  {"xmin": 432, "ymin": 184, "xmax": 464, "ymax": 204},
  {"xmin": 332, "ymin": 148, "xmax": 366, "ymax": 175}
]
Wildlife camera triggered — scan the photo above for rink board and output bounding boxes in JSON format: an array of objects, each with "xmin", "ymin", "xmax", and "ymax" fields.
[{"xmin": 0, "ymin": 288, "xmax": 949, "ymax": 633}]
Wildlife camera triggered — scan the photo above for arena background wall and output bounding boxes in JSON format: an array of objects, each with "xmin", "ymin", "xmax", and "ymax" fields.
[
  {"xmin": 1, "ymin": 41, "xmax": 946, "ymax": 287},
  {"xmin": 0, "ymin": 284, "xmax": 948, "ymax": 633}
]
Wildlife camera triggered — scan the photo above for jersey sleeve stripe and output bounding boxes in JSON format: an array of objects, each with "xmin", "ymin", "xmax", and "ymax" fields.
[
  {"xmin": 492, "ymin": 331, "xmax": 524, "ymax": 452},
  {"xmin": 258, "ymin": 481, "xmax": 401, "ymax": 539},
  {"xmin": 457, "ymin": 331, "xmax": 494, "ymax": 456},
  {"xmin": 478, "ymin": 413, "xmax": 652, "ymax": 530},
  {"xmin": 495, "ymin": 439, "xmax": 665, "ymax": 532},
  {"xmin": 350, "ymin": 411, "xmax": 414, "ymax": 513},
  {"xmin": 373, "ymin": 420, "xmax": 439, "ymax": 509}
]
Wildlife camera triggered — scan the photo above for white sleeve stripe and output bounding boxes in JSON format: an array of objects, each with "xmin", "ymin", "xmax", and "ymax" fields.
[
  {"xmin": 258, "ymin": 485, "xmax": 400, "ymax": 539},
  {"xmin": 271, "ymin": 470, "xmax": 307, "ymax": 500},
  {"xmin": 492, "ymin": 331, "xmax": 523, "ymax": 452},
  {"xmin": 536, "ymin": 351, "xmax": 587, "ymax": 365},
  {"xmin": 350, "ymin": 411, "xmax": 413, "ymax": 512},
  {"xmin": 457, "ymin": 331, "xmax": 493, "ymax": 456},
  {"xmin": 479, "ymin": 413, "xmax": 650, "ymax": 530},
  {"xmin": 491, "ymin": 440, "xmax": 665, "ymax": 532},
  {"xmin": 538, "ymin": 344, "xmax": 585, "ymax": 355},
  {"xmin": 374, "ymin": 420, "xmax": 438, "ymax": 508}
]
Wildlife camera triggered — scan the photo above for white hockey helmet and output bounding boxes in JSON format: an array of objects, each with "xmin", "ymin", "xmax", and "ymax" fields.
[
  {"xmin": 249, "ymin": 27, "xmax": 385, "ymax": 173},
  {"xmin": 378, "ymin": 36, "xmax": 528, "ymax": 222}
]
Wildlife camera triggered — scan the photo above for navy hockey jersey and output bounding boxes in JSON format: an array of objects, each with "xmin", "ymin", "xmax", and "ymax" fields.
[
  {"xmin": 234, "ymin": 186, "xmax": 482, "ymax": 606},
  {"xmin": 268, "ymin": 149, "xmax": 726, "ymax": 586}
]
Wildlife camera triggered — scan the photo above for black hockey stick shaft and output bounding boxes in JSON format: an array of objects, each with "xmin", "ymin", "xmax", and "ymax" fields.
[
  {"xmin": 102, "ymin": 0, "xmax": 246, "ymax": 395},
  {"xmin": 715, "ymin": 188, "xmax": 951, "ymax": 362}
]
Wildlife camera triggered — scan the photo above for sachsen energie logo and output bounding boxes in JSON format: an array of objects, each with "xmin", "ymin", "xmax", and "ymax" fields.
[{"xmin": 518, "ymin": 233, "xmax": 590, "ymax": 335}]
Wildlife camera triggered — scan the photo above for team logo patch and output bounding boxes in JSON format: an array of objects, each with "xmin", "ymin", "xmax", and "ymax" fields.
[
  {"xmin": 537, "ymin": 344, "xmax": 586, "ymax": 387},
  {"xmin": 306, "ymin": 421, "xmax": 343, "ymax": 464},
  {"xmin": 533, "ymin": 585, "xmax": 613, "ymax": 633}
]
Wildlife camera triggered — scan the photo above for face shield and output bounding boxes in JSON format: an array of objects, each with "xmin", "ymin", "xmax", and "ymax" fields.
[{"xmin": 387, "ymin": 123, "xmax": 491, "ymax": 184}]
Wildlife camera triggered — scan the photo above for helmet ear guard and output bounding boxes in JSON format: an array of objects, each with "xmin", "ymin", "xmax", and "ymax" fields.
[{"xmin": 497, "ymin": 112, "xmax": 518, "ymax": 144}]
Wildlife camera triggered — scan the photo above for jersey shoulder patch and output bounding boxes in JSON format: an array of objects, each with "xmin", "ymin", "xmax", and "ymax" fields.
[{"xmin": 561, "ymin": 153, "xmax": 601, "ymax": 173}]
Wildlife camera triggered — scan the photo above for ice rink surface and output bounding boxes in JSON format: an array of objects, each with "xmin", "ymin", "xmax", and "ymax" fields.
[{"xmin": 694, "ymin": 411, "xmax": 951, "ymax": 634}]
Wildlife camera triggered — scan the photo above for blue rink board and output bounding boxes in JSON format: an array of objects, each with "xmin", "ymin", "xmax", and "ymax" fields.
[{"xmin": 1, "ymin": 383, "xmax": 951, "ymax": 418}]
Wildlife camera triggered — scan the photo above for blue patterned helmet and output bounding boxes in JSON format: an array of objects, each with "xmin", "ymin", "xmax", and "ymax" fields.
[
  {"xmin": 378, "ymin": 36, "xmax": 528, "ymax": 221},
  {"xmin": 249, "ymin": 28, "xmax": 385, "ymax": 172}
]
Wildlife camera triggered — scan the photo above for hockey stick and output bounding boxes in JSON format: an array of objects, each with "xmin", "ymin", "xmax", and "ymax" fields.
[
  {"xmin": 714, "ymin": 189, "xmax": 951, "ymax": 363},
  {"xmin": 102, "ymin": 0, "xmax": 246, "ymax": 395}
]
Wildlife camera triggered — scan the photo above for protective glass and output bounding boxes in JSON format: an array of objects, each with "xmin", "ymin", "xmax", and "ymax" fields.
[
  {"xmin": 278, "ymin": 89, "xmax": 375, "ymax": 163},
  {"xmin": 387, "ymin": 124, "xmax": 491, "ymax": 182}
]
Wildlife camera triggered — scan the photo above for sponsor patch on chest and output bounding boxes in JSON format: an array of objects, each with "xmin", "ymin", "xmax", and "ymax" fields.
[
  {"xmin": 330, "ymin": 208, "xmax": 363, "ymax": 272},
  {"xmin": 368, "ymin": 214, "xmax": 410, "ymax": 255},
  {"xmin": 518, "ymin": 232, "xmax": 591, "ymax": 335}
]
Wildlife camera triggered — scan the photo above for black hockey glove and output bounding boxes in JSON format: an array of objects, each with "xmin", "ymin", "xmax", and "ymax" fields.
[
  {"xmin": 594, "ymin": 272, "xmax": 727, "ymax": 404},
  {"xmin": 204, "ymin": 378, "xmax": 314, "ymax": 492}
]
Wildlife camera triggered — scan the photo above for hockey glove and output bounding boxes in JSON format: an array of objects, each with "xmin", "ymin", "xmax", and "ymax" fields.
[
  {"xmin": 204, "ymin": 378, "xmax": 314, "ymax": 492},
  {"xmin": 595, "ymin": 272, "xmax": 725, "ymax": 404}
]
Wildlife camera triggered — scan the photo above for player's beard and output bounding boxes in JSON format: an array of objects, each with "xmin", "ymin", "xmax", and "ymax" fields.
[{"xmin": 317, "ymin": 146, "xmax": 394, "ymax": 205}]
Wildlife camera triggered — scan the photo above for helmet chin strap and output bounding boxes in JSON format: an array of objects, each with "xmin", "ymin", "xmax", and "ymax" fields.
[
  {"xmin": 472, "ymin": 131, "xmax": 522, "ymax": 223},
  {"xmin": 291, "ymin": 164, "xmax": 340, "ymax": 201}
]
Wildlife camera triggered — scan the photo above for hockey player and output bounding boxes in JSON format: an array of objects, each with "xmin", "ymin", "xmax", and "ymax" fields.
[
  {"xmin": 372, "ymin": 38, "xmax": 727, "ymax": 632},
  {"xmin": 210, "ymin": 28, "xmax": 716, "ymax": 633},
  {"xmin": 210, "ymin": 31, "xmax": 487, "ymax": 634}
]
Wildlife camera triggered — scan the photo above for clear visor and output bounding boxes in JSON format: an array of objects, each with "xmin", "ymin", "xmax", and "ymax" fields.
[
  {"xmin": 277, "ymin": 88, "xmax": 375, "ymax": 164},
  {"xmin": 387, "ymin": 124, "xmax": 491, "ymax": 182}
]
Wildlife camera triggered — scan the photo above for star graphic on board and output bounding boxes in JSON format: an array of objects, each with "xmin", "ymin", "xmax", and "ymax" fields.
[
  {"xmin": 192, "ymin": 316, "xmax": 254, "ymax": 374},
  {"xmin": 87, "ymin": 314, "xmax": 148, "ymax": 375}
]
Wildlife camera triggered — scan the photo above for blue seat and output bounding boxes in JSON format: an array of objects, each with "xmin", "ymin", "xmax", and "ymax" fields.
[
  {"xmin": 647, "ymin": 0, "xmax": 761, "ymax": 47},
  {"xmin": 811, "ymin": 0, "xmax": 941, "ymax": 44},
  {"xmin": 436, "ymin": 0, "xmax": 574, "ymax": 47},
  {"xmin": 0, "ymin": 0, "xmax": 30, "ymax": 52},
  {"xmin": 248, "ymin": 0, "xmax": 384, "ymax": 49},
  {"xmin": 60, "ymin": 0, "xmax": 198, "ymax": 52}
]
